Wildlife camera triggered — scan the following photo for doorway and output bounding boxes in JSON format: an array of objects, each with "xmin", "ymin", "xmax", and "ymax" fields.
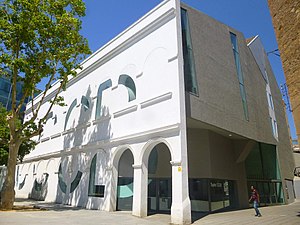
[
  {"xmin": 148, "ymin": 178, "xmax": 172, "ymax": 213},
  {"xmin": 116, "ymin": 149, "xmax": 134, "ymax": 211},
  {"xmin": 147, "ymin": 143, "xmax": 172, "ymax": 214}
]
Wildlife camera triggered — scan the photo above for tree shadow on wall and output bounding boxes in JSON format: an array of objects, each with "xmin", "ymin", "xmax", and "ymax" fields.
[
  {"xmin": 54, "ymin": 147, "xmax": 111, "ymax": 209},
  {"xmin": 57, "ymin": 86, "xmax": 113, "ymax": 209},
  {"xmin": 29, "ymin": 173, "xmax": 49, "ymax": 201},
  {"xmin": 89, "ymin": 105, "xmax": 113, "ymax": 144},
  {"xmin": 54, "ymin": 153, "xmax": 89, "ymax": 208},
  {"xmin": 63, "ymin": 86, "xmax": 93, "ymax": 150},
  {"xmin": 63, "ymin": 85, "xmax": 113, "ymax": 149}
]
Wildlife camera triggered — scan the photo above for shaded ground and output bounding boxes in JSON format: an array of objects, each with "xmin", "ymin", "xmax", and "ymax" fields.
[{"xmin": 0, "ymin": 199, "xmax": 299, "ymax": 224}]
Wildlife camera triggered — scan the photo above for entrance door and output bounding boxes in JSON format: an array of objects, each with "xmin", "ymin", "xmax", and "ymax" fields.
[
  {"xmin": 116, "ymin": 149, "xmax": 134, "ymax": 211},
  {"xmin": 148, "ymin": 178, "xmax": 172, "ymax": 213}
]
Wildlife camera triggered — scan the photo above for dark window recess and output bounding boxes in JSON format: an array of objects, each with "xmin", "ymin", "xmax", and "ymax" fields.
[
  {"xmin": 70, "ymin": 171, "xmax": 83, "ymax": 193},
  {"xmin": 230, "ymin": 32, "xmax": 249, "ymax": 121},
  {"xmin": 88, "ymin": 154, "xmax": 105, "ymax": 197},
  {"xmin": 181, "ymin": 8, "xmax": 198, "ymax": 95},
  {"xmin": 89, "ymin": 185, "xmax": 105, "ymax": 197}
]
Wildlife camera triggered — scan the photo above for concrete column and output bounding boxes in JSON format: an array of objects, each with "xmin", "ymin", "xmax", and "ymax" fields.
[
  {"xmin": 104, "ymin": 165, "xmax": 117, "ymax": 212},
  {"xmin": 132, "ymin": 164, "xmax": 148, "ymax": 217},
  {"xmin": 170, "ymin": 160, "xmax": 191, "ymax": 224}
]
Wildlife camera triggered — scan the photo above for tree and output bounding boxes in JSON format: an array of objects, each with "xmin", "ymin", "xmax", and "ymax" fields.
[
  {"xmin": 0, "ymin": 105, "xmax": 35, "ymax": 166},
  {"xmin": 0, "ymin": 0, "xmax": 91, "ymax": 209}
]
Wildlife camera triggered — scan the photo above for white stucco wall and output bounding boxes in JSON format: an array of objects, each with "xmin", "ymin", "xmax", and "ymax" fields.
[{"xmin": 16, "ymin": 0, "xmax": 191, "ymax": 224}]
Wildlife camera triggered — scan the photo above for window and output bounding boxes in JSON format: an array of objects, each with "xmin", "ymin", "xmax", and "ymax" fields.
[
  {"xmin": 181, "ymin": 8, "xmax": 198, "ymax": 95},
  {"xmin": 64, "ymin": 99, "xmax": 77, "ymax": 130},
  {"xmin": 148, "ymin": 147, "xmax": 158, "ymax": 174},
  {"xmin": 95, "ymin": 79, "xmax": 112, "ymax": 119},
  {"xmin": 268, "ymin": 93, "xmax": 274, "ymax": 110},
  {"xmin": 58, "ymin": 164, "xmax": 67, "ymax": 194},
  {"xmin": 70, "ymin": 171, "xmax": 83, "ymax": 193},
  {"xmin": 270, "ymin": 117, "xmax": 278, "ymax": 138},
  {"xmin": 273, "ymin": 120, "xmax": 278, "ymax": 137},
  {"xmin": 18, "ymin": 174, "xmax": 27, "ymax": 190},
  {"xmin": 230, "ymin": 32, "xmax": 249, "ymax": 121},
  {"xmin": 118, "ymin": 75, "xmax": 136, "ymax": 101},
  {"xmin": 88, "ymin": 154, "xmax": 105, "ymax": 197},
  {"xmin": 81, "ymin": 96, "xmax": 90, "ymax": 111}
]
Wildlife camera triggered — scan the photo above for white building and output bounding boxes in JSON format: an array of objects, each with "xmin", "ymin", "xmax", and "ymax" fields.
[{"xmin": 15, "ymin": 0, "xmax": 295, "ymax": 224}]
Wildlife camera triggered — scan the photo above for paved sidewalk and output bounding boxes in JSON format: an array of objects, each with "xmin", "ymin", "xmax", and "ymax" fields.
[{"xmin": 0, "ymin": 199, "xmax": 299, "ymax": 224}]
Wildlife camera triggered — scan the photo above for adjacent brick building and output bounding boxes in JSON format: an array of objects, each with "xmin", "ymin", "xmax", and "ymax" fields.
[{"xmin": 267, "ymin": 0, "xmax": 300, "ymax": 150}]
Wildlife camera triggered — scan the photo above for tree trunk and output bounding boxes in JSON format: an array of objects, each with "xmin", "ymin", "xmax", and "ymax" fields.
[{"xmin": 0, "ymin": 140, "xmax": 21, "ymax": 210}]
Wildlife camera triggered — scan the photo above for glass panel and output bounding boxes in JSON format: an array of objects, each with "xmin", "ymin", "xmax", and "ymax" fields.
[
  {"xmin": 81, "ymin": 96, "xmax": 90, "ymax": 111},
  {"xmin": 148, "ymin": 179, "xmax": 157, "ymax": 212},
  {"xmin": 18, "ymin": 174, "xmax": 27, "ymax": 190},
  {"xmin": 260, "ymin": 143, "xmax": 279, "ymax": 180},
  {"xmin": 64, "ymin": 99, "xmax": 77, "ymax": 130},
  {"xmin": 117, "ymin": 177, "xmax": 133, "ymax": 211},
  {"xmin": 95, "ymin": 79, "xmax": 112, "ymax": 119},
  {"xmin": 118, "ymin": 75, "xmax": 136, "ymax": 101},
  {"xmin": 246, "ymin": 143, "xmax": 283, "ymax": 206},
  {"xmin": 273, "ymin": 120, "xmax": 278, "ymax": 137},
  {"xmin": 230, "ymin": 32, "xmax": 238, "ymax": 51},
  {"xmin": 210, "ymin": 180, "xmax": 225, "ymax": 211},
  {"xmin": 210, "ymin": 179, "xmax": 236, "ymax": 212},
  {"xmin": 158, "ymin": 179, "xmax": 172, "ymax": 211},
  {"xmin": 269, "ymin": 93, "xmax": 274, "ymax": 109},
  {"xmin": 181, "ymin": 8, "xmax": 198, "ymax": 95},
  {"xmin": 245, "ymin": 143, "xmax": 264, "ymax": 180},
  {"xmin": 58, "ymin": 164, "xmax": 67, "ymax": 194},
  {"xmin": 276, "ymin": 182, "xmax": 284, "ymax": 203},
  {"xmin": 88, "ymin": 154, "xmax": 105, "ymax": 197},
  {"xmin": 230, "ymin": 32, "xmax": 248, "ymax": 121},
  {"xmin": 189, "ymin": 179, "xmax": 209, "ymax": 212},
  {"xmin": 70, "ymin": 171, "xmax": 82, "ymax": 193},
  {"xmin": 148, "ymin": 147, "xmax": 158, "ymax": 174}
]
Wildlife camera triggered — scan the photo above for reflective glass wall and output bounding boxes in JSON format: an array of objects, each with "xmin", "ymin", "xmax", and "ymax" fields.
[
  {"xmin": 189, "ymin": 178, "xmax": 237, "ymax": 213},
  {"xmin": 245, "ymin": 143, "xmax": 284, "ymax": 205}
]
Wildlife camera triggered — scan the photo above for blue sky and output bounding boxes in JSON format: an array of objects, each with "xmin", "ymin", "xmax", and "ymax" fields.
[{"xmin": 79, "ymin": 0, "xmax": 296, "ymax": 139}]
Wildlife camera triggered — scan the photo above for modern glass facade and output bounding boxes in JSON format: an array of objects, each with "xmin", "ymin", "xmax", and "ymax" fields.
[
  {"xmin": 88, "ymin": 154, "xmax": 105, "ymax": 197},
  {"xmin": 181, "ymin": 8, "xmax": 199, "ymax": 95},
  {"xmin": 245, "ymin": 143, "xmax": 284, "ymax": 205},
  {"xmin": 117, "ymin": 149, "xmax": 134, "ymax": 211},
  {"xmin": 189, "ymin": 178, "xmax": 237, "ymax": 213},
  {"xmin": 230, "ymin": 32, "xmax": 249, "ymax": 121},
  {"xmin": 0, "ymin": 76, "xmax": 29, "ymax": 111}
]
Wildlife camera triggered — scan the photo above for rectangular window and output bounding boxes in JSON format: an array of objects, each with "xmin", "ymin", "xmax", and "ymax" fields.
[
  {"xmin": 268, "ymin": 93, "xmax": 274, "ymax": 110},
  {"xmin": 273, "ymin": 120, "xmax": 278, "ymax": 137},
  {"xmin": 270, "ymin": 117, "xmax": 278, "ymax": 138},
  {"xmin": 230, "ymin": 32, "xmax": 249, "ymax": 121},
  {"xmin": 181, "ymin": 8, "xmax": 198, "ymax": 95}
]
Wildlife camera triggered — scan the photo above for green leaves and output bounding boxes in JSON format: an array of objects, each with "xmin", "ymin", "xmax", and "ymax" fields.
[
  {"xmin": 0, "ymin": 105, "xmax": 36, "ymax": 165},
  {"xmin": 0, "ymin": 0, "xmax": 90, "ymax": 162}
]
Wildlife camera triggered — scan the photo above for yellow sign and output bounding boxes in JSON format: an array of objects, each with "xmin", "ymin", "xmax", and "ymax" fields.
[{"xmin": 178, "ymin": 166, "xmax": 182, "ymax": 172}]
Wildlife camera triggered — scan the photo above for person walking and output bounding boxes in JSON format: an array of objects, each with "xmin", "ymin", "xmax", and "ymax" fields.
[{"xmin": 249, "ymin": 185, "xmax": 262, "ymax": 217}]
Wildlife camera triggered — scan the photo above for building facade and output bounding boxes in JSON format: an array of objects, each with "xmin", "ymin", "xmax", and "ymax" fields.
[
  {"xmin": 267, "ymin": 0, "xmax": 300, "ymax": 152},
  {"xmin": 15, "ymin": 0, "xmax": 295, "ymax": 224},
  {"xmin": 0, "ymin": 76, "xmax": 28, "ymax": 111}
]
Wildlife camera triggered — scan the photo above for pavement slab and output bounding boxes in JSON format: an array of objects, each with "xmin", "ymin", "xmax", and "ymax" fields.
[{"xmin": 0, "ymin": 199, "xmax": 299, "ymax": 224}]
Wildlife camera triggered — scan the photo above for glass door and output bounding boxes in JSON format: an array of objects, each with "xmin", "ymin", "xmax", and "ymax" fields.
[
  {"xmin": 158, "ymin": 179, "xmax": 172, "ymax": 212},
  {"xmin": 148, "ymin": 178, "xmax": 172, "ymax": 214}
]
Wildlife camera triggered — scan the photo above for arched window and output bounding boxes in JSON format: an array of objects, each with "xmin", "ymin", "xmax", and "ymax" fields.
[
  {"xmin": 118, "ymin": 75, "xmax": 136, "ymax": 101},
  {"xmin": 88, "ymin": 154, "xmax": 105, "ymax": 197},
  {"xmin": 81, "ymin": 95, "xmax": 90, "ymax": 111},
  {"xmin": 64, "ymin": 99, "xmax": 77, "ymax": 130},
  {"xmin": 58, "ymin": 164, "xmax": 67, "ymax": 193},
  {"xmin": 95, "ymin": 79, "xmax": 112, "ymax": 120}
]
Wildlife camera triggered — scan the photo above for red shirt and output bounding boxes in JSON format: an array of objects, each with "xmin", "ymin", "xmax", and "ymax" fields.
[{"xmin": 251, "ymin": 189, "xmax": 259, "ymax": 201}]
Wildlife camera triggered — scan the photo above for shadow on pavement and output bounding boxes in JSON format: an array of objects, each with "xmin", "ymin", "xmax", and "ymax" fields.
[
  {"xmin": 191, "ymin": 212, "xmax": 209, "ymax": 223},
  {"xmin": 14, "ymin": 198, "xmax": 84, "ymax": 211}
]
